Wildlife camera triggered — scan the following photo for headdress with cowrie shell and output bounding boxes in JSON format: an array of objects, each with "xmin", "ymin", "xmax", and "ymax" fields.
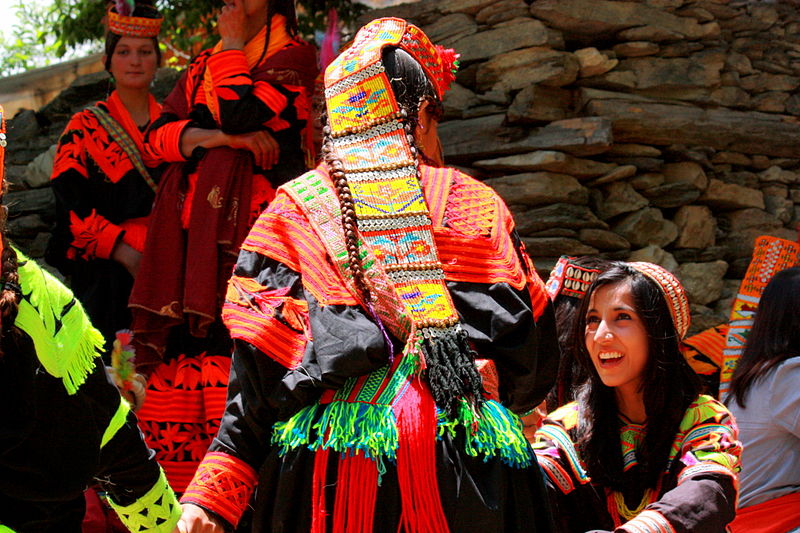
[
  {"xmin": 629, "ymin": 262, "xmax": 690, "ymax": 339},
  {"xmin": 107, "ymin": 0, "xmax": 162, "ymax": 38},
  {"xmin": 546, "ymin": 255, "xmax": 602, "ymax": 301},
  {"xmin": 323, "ymin": 18, "xmax": 479, "ymax": 416}
]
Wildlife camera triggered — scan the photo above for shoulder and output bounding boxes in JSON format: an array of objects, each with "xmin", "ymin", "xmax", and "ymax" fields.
[
  {"xmin": 679, "ymin": 394, "xmax": 734, "ymax": 430},
  {"xmin": 544, "ymin": 401, "xmax": 582, "ymax": 431}
]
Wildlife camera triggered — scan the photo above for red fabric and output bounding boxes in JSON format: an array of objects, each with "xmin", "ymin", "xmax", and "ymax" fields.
[
  {"xmin": 311, "ymin": 448, "xmax": 331, "ymax": 533},
  {"xmin": 729, "ymin": 492, "xmax": 800, "ymax": 533},
  {"xmin": 142, "ymin": 119, "xmax": 190, "ymax": 163},
  {"xmin": 181, "ymin": 451, "xmax": 258, "ymax": 529},
  {"xmin": 331, "ymin": 452, "xmax": 378, "ymax": 533},
  {"xmin": 82, "ymin": 487, "xmax": 127, "ymax": 533},
  {"xmin": 395, "ymin": 379, "xmax": 450, "ymax": 533},
  {"xmin": 68, "ymin": 210, "xmax": 123, "ymax": 260},
  {"xmin": 119, "ymin": 216, "xmax": 149, "ymax": 253}
]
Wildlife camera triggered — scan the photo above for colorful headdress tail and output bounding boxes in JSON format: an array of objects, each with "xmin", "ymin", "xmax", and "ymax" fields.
[
  {"xmin": 545, "ymin": 255, "xmax": 601, "ymax": 301},
  {"xmin": 629, "ymin": 262, "xmax": 690, "ymax": 339},
  {"xmin": 108, "ymin": 4, "xmax": 162, "ymax": 38}
]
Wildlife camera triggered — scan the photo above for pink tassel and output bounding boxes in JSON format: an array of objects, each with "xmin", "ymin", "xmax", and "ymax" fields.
[
  {"xmin": 319, "ymin": 8, "xmax": 340, "ymax": 72},
  {"xmin": 115, "ymin": 0, "xmax": 134, "ymax": 16}
]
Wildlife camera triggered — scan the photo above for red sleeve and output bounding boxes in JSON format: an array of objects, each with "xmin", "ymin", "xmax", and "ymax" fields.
[{"xmin": 69, "ymin": 210, "xmax": 124, "ymax": 260}]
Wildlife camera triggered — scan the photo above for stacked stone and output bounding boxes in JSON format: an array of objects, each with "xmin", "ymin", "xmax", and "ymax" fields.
[{"xmin": 361, "ymin": 0, "xmax": 800, "ymax": 335}]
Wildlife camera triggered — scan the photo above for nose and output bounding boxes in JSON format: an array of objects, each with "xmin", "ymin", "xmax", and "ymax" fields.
[{"xmin": 594, "ymin": 320, "xmax": 613, "ymax": 343}]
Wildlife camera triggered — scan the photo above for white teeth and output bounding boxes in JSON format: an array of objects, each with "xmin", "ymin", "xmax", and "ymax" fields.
[{"xmin": 599, "ymin": 352, "xmax": 623, "ymax": 360}]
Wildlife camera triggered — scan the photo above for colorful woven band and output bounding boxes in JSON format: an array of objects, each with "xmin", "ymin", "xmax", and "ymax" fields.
[
  {"xmin": 545, "ymin": 255, "xmax": 601, "ymax": 300},
  {"xmin": 109, "ymin": 467, "xmax": 181, "ymax": 533},
  {"xmin": 629, "ymin": 262, "xmax": 690, "ymax": 339},
  {"xmin": 108, "ymin": 7, "xmax": 162, "ymax": 38},
  {"xmin": 719, "ymin": 235, "xmax": 800, "ymax": 396}
]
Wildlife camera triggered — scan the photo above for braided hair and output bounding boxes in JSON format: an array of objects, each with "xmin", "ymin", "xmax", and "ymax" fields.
[{"xmin": 0, "ymin": 192, "xmax": 22, "ymax": 355}]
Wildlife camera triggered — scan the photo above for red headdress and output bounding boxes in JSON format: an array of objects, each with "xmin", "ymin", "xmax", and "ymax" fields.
[
  {"xmin": 107, "ymin": 1, "xmax": 162, "ymax": 38},
  {"xmin": 629, "ymin": 262, "xmax": 691, "ymax": 339}
]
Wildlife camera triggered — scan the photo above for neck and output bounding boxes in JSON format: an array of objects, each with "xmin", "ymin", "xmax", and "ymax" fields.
[
  {"xmin": 114, "ymin": 86, "xmax": 151, "ymax": 126},
  {"xmin": 246, "ymin": 13, "xmax": 271, "ymax": 44},
  {"xmin": 615, "ymin": 385, "xmax": 646, "ymax": 424}
]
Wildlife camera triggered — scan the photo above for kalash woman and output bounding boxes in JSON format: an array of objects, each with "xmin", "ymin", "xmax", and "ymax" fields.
[
  {"xmin": 47, "ymin": 0, "xmax": 164, "ymax": 359},
  {"xmin": 177, "ymin": 17, "xmax": 560, "ymax": 533},
  {"xmin": 534, "ymin": 262, "xmax": 741, "ymax": 533},
  {"xmin": 128, "ymin": 0, "xmax": 318, "ymax": 494},
  {"xmin": 0, "ymin": 106, "xmax": 181, "ymax": 533}
]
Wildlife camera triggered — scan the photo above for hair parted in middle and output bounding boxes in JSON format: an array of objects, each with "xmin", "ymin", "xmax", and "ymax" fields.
[{"xmin": 572, "ymin": 261, "xmax": 701, "ymax": 491}]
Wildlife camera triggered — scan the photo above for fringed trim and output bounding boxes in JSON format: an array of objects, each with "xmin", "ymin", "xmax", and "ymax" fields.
[
  {"xmin": 273, "ymin": 401, "xmax": 398, "ymax": 461},
  {"xmin": 109, "ymin": 467, "xmax": 181, "ymax": 533},
  {"xmin": 181, "ymin": 452, "xmax": 258, "ymax": 529},
  {"xmin": 438, "ymin": 399, "xmax": 534, "ymax": 469},
  {"xmin": 331, "ymin": 452, "xmax": 379, "ymax": 533},
  {"xmin": 14, "ymin": 249, "xmax": 105, "ymax": 395},
  {"xmin": 311, "ymin": 448, "xmax": 331, "ymax": 533}
]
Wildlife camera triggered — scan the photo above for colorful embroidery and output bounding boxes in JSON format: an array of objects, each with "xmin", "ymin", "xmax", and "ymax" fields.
[
  {"xmin": 545, "ymin": 255, "xmax": 602, "ymax": 300},
  {"xmin": 629, "ymin": 262, "xmax": 690, "ymax": 339},
  {"xmin": 109, "ymin": 468, "xmax": 181, "ymax": 533},
  {"xmin": 622, "ymin": 509, "xmax": 676, "ymax": 533}
]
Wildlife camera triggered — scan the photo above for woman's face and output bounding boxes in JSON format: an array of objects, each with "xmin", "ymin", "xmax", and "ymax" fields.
[
  {"xmin": 108, "ymin": 36, "xmax": 158, "ymax": 90},
  {"xmin": 585, "ymin": 281, "xmax": 650, "ymax": 396}
]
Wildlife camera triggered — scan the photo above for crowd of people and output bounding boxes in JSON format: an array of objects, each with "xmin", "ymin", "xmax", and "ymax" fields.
[{"xmin": 1, "ymin": 1, "xmax": 799, "ymax": 532}]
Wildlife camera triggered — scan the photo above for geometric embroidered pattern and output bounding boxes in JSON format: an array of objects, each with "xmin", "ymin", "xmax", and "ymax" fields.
[
  {"xmin": 181, "ymin": 451, "xmax": 259, "ymax": 529},
  {"xmin": 108, "ymin": 468, "xmax": 181, "ymax": 533},
  {"xmin": 545, "ymin": 255, "xmax": 601, "ymax": 301},
  {"xmin": 629, "ymin": 262, "xmax": 690, "ymax": 339}
]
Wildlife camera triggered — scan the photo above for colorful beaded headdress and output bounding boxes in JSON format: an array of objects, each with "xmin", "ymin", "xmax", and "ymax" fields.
[
  {"xmin": 629, "ymin": 262, "xmax": 690, "ymax": 339},
  {"xmin": 323, "ymin": 18, "xmax": 476, "ymax": 415},
  {"xmin": 545, "ymin": 255, "xmax": 602, "ymax": 301},
  {"xmin": 107, "ymin": 1, "xmax": 162, "ymax": 38}
]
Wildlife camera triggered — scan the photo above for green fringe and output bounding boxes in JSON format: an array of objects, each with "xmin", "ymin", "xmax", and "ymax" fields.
[
  {"xmin": 438, "ymin": 399, "xmax": 533, "ymax": 469},
  {"xmin": 273, "ymin": 400, "xmax": 399, "ymax": 460}
]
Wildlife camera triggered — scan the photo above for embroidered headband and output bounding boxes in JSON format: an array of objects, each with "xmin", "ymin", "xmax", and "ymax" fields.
[
  {"xmin": 629, "ymin": 262, "xmax": 690, "ymax": 339},
  {"xmin": 545, "ymin": 255, "xmax": 602, "ymax": 301},
  {"xmin": 108, "ymin": 4, "xmax": 163, "ymax": 38}
]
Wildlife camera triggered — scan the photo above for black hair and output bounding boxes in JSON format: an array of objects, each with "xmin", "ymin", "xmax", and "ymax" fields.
[
  {"xmin": 104, "ymin": 3, "xmax": 163, "ymax": 71},
  {"xmin": 727, "ymin": 266, "xmax": 800, "ymax": 409},
  {"xmin": 255, "ymin": 0, "xmax": 300, "ymax": 67},
  {"xmin": 573, "ymin": 262, "xmax": 701, "ymax": 491}
]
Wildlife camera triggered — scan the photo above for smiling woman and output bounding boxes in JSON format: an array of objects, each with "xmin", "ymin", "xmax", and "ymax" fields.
[{"xmin": 534, "ymin": 261, "xmax": 742, "ymax": 533}]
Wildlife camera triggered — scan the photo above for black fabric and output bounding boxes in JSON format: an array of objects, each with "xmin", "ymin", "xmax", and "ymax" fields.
[{"xmin": 0, "ymin": 327, "xmax": 163, "ymax": 531}]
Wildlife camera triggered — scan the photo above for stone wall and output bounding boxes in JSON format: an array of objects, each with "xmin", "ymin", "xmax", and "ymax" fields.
[{"xmin": 361, "ymin": 0, "xmax": 800, "ymax": 334}]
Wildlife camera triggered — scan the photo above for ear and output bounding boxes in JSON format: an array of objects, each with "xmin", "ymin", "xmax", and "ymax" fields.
[{"xmin": 417, "ymin": 99, "xmax": 437, "ymax": 131}]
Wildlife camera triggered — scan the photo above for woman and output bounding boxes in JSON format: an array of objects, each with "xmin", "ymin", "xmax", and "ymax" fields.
[
  {"xmin": 47, "ymin": 1, "xmax": 163, "ymax": 356},
  {"xmin": 0, "ymin": 105, "xmax": 180, "ymax": 533},
  {"xmin": 129, "ymin": 0, "xmax": 318, "ymax": 493},
  {"xmin": 534, "ymin": 262, "xmax": 741, "ymax": 533},
  {"xmin": 177, "ymin": 17, "xmax": 559, "ymax": 533},
  {"xmin": 726, "ymin": 267, "xmax": 800, "ymax": 533}
]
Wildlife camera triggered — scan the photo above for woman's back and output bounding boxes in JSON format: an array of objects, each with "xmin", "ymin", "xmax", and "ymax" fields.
[{"xmin": 728, "ymin": 355, "xmax": 800, "ymax": 508}]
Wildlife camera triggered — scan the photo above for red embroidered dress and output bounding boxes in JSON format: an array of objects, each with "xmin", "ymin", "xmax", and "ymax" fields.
[
  {"xmin": 180, "ymin": 164, "xmax": 560, "ymax": 532},
  {"xmin": 129, "ymin": 20, "xmax": 317, "ymax": 493},
  {"xmin": 47, "ymin": 90, "xmax": 161, "ymax": 350}
]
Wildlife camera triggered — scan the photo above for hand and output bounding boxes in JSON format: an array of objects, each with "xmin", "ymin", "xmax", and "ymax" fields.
[
  {"xmin": 226, "ymin": 130, "xmax": 280, "ymax": 170},
  {"xmin": 178, "ymin": 503, "xmax": 225, "ymax": 533},
  {"xmin": 111, "ymin": 241, "xmax": 142, "ymax": 278},
  {"xmin": 217, "ymin": 0, "xmax": 247, "ymax": 50}
]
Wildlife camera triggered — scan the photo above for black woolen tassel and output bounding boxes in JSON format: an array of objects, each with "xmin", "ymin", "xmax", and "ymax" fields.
[{"xmin": 420, "ymin": 327, "xmax": 485, "ymax": 417}]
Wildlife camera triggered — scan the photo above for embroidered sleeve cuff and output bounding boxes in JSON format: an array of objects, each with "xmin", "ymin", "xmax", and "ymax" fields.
[
  {"xmin": 109, "ymin": 467, "xmax": 181, "ymax": 533},
  {"xmin": 620, "ymin": 510, "xmax": 676, "ymax": 533},
  {"xmin": 95, "ymin": 221, "xmax": 124, "ymax": 260},
  {"xmin": 208, "ymin": 49, "xmax": 250, "ymax": 88},
  {"xmin": 146, "ymin": 120, "xmax": 191, "ymax": 162},
  {"xmin": 181, "ymin": 451, "xmax": 258, "ymax": 529}
]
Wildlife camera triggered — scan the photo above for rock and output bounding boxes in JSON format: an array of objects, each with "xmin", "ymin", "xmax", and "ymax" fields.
[
  {"xmin": 786, "ymin": 94, "xmax": 800, "ymax": 116},
  {"xmin": 752, "ymin": 92, "xmax": 789, "ymax": 113},
  {"xmin": 664, "ymin": 162, "xmax": 708, "ymax": 190},
  {"xmin": 20, "ymin": 144, "xmax": 57, "ymax": 189},
  {"xmin": 507, "ymin": 85, "xmax": 574, "ymax": 124},
  {"xmin": 674, "ymin": 205, "xmax": 716, "ymax": 249},
  {"xmin": 740, "ymin": 73, "xmax": 800, "ymax": 93},
  {"xmin": 759, "ymin": 166, "xmax": 799, "ymax": 185},
  {"xmin": 725, "ymin": 52, "xmax": 754, "ymax": 75},
  {"xmin": 527, "ymin": 228, "xmax": 579, "ymax": 238},
  {"xmin": 689, "ymin": 304, "xmax": 729, "ymax": 336},
  {"xmin": 592, "ymin": 181, "xmax": 649, "ymax": 219},
  {"xmin": 511, "ymin": 203, "xmax": 608, "ymax": 234},
  {"xmin": 613, "ymin": 41, "xmax": 660, "ymax": 57},
  {"xmin": 722, "ymin": 171, "xmax": 759, "ymax": 189},
  {"xmin": 763, "ymin": 196, "xmax": 794, "ymax": 225},
  {"xmin": 790, "ymin": 188, "xmax": 800, "ymax": 203},
  {"xmin": 476, "ymin": 47, "xmax": 580, "ymax": 91},
  {"xmin": 440, "ymin": 115, "xmax": 613, "ymax": 161},
  {"xmin": 451, "ymin": 19, "xmax": 551, "ymax": 63},
  {"xmin": 676, "ymin": 5, "xmax": 714, "ymax": 22},
  {"xmin": 521, "ymin": 237, "xmax": 599, "ymax": 257},
  {"xmin": 579, "ymin": 228, "xmax": 631, "ymax": 250},
  {"xmin": 12, "ymin": 232, "xmax": 51, "ymax": 260},
  {"xmin": 583, "ymin": 92, "xmax": 800, "ymax": 158},
  {"xmin": 607, "ymin": 144, "xmax": 662, "ymax": 157},
  {"xmin": 659, "ymin": 41, "xmax": 705, "ymax": 58},
  {"xmin": 640, "ymin": 182, "xmax": 702, "ymax": 208},
  {"xmin": 475, "ymin": 1, "xmax": 529, "ymax": 25},
  {"xmin": 721, "ymin": 208, "xmax": 781, "ymax": 233},
  {"xmin": 575, "ymin": 47, "xmax": 619, "ymax": 77},
  {"xmin": 761, "ymin": 185, "xmax": 788, "ymax": 199},
  {"xmin": 620, "ymin": 51, "xmax": 724, "ymax": 91},
  {"xmin": 709, "ymin": 87, "xmax": 750, "ymax": 108},
  {"xmin": 698, "ymin": 179, "xmax": 765, "ymax": 210},
  {"xmin": 589, "ymin": 164, "xmax": 638, "ymax": 185},
  {"xmin": 617, "ymin": 26, "xmax": 683, "ymax": 42},
  {"xmin": 486, "ymin": 172, "xmax": 589, "ymax": 206},
  {"xmin": 612, "ymin": 207, "xmax": 679, "ymax": 247},
  {"xmin": 628, "ymin": 245, "xmax": 679, "ymax": 271},
  {"xmin": 422, "ymin": 14, "xmax": 477, "ymax": 47},
  {"xmin": 529, "ymin": 0, "xmax": 707, "ymax": 39},
  {"xmin": 4, "ymin": 186, "xmax": 56, "ymax": 218},
  {"xmin": 443, "ymin": 83, "xmax": 479, "ymax": 119},
  {"xmin": 7, "ymin": 109, "xmax": 40, "ymax": 144},
  {"xmin": 711, "ymin": 152, "xmax": 752, "ymax": 166},
  {"xmin": 39, "ymin": 70, "xmax": 111, "ymax": 124},
  {"xmin": 673, "ymin": 246, "xmax": 728, "ymax": 263},
  {"xmin": 5, "ymin": 214, "xmax": 51, "ymax": 239},
  {"xmin": 720, "ymin": 227, "xmax": 797, "ymax": 263},
  {"xmin": 440, "ymin": 0, "xmax": 495, "ymax": 15},
  {"xmin": 630, "ymin": 172, "xmax": 665, "ymax": 190},
  {"xmin": 473, "ymin": 150, "xmax": 616, "ymax": 178}
]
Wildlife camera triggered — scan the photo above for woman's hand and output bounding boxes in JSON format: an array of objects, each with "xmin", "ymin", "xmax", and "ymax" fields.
[
  {"xmin": 218, "ymin": 0, "xmax": 248, "ymax": 50},
  {"xmin": 111, "ymin": 241, "xmax": 142, "ymax": 278},
  {"xmin": 177, "ymin": 503, "xmax": 225, "ymax": 533},
  {"xmin": 226, "ymin": 130, "xmax": 280, "ymax": 169}
]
